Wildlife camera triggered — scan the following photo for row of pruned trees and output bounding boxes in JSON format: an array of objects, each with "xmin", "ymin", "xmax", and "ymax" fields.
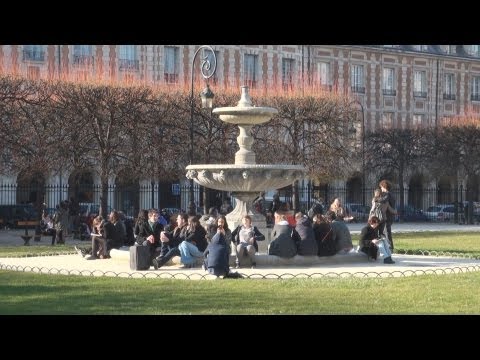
[
  {"xmin": 365, "ymin": 119, "xmax": 480, "ymax": 218},
  {"xmin": 7, "ymin": 76, "xmax": 479, "ymax": 215},
  {"xmin": 0, "ymin": 76, "xmax": 360, "ymax": 215}
]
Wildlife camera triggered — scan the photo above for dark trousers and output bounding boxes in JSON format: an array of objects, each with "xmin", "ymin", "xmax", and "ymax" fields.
[
  {"xmin": 54, "ymin": 230, "xmax": 64, "ymax": 245},
  {"xmin": 157, "ymin": 247, "xmax": 180, "ymax": 266}
]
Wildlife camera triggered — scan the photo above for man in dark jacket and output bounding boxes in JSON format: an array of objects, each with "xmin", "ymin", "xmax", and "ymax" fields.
[
  {"xmin": 378, "ymin": 179, "xmax": 396, "ymax": 250},
  {"xmin": 152, "ymin": 213, "xmax": 189, "ymax": 269},
  {"xmin": 295, "ymin": 212, "xmax": 318, "ymax": 256},
  {"xmin": 135, "ymin": 209, "xmax": 164, "ymax": 263}
]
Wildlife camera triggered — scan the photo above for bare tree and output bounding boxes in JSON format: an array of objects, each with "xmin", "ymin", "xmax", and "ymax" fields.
[{"xmin": 365, "ymin": 128, "xmax": 426, "ymax": 218}]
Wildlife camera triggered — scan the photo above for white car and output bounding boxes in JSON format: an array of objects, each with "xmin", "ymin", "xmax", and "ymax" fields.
[{"xmin": 424, "ymin": 204, "xmax": 456, "ymax": 222}]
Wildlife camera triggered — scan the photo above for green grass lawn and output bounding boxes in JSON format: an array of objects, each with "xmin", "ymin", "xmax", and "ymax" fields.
[
  {"xmin": 1, "ymin": 231, "xmax": 480, "ymax": 314},
  {"xmin": 1, "ymin": 271, "xmax": 479, "ymax": 314}
]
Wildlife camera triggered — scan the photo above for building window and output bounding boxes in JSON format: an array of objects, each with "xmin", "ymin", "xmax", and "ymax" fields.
[
  {"xmin": 244, "ymin": 54, "xmax": 258, "ymax": 89},
  {"xmin": 282, "ymin": 58, "xmax": 294, "ymax": 90},
  {"xmin": 441, "ymin": 45, "xmax": 456, "ymax": 54},
  {"xmin": 351, "ymin": 64, "xmax": 365, "ymax": 93},
  {"xmin": 119, "ymin": 45, "xmax": 139, "ymax": 71},
  {"xmin": 23, "ymin": 45, "xmax": 44, "ymax": 62},
  {"xmin": 317, "ymin": 61, "xmax": 330, "ymax": 87},
  {"xmin": 414, "ymin": 70, "xmax": 427, "ymax": 98},
  {"xmin": 164, "ymin": 46, "xmax": 179, "ymax": 84},
  {"xmin": 444, "ymin": 73, "xmax": 456, "ymax": 100},
  {"xmin": 413, "ymin": 45, "xmax": 429, "ymax": 51},
  {"xmin": 467, "ymin": 45, "xmax": 480, "ymax": 57},
  {"xmin": 472, "ymin": 76, "xmax": 480, "ymax": 101},
  {"xmin": 382, "ymin": 112, "xmax": 394, "ymax": 128},
  {"xmin": 382, "ymin": 68, "xmax": 396, "ymax": 96},
  {"xmin": 412, "ymin": 114, "xmax": 424, "ymax": 128},
  {"xmin": 73, "ymin": 45, "xmax": 93, "ymax": 66},
  {"xmin": 203, "ymin": 49, "xmax": 219, "ymax": 85}
]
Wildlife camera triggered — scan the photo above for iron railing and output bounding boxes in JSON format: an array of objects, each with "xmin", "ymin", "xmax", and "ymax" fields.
[{"xmin": 1, "ymin": 183, "xmax": 479, "ymax": 224}]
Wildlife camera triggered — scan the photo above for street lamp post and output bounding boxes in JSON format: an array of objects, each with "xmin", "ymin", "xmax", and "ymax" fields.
[
  {"xmin": 350, "ymin": 100, "xmax": 366, "ymax": 207},
  {"xmin": 188, "ymin": 45, "xmax": 217, "ymax": 215}
]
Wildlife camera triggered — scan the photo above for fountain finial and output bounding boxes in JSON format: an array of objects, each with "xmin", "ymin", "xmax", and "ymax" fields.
[{"xmin": 237, "ymin": 86, "xmax": 253, "ymax": 107}]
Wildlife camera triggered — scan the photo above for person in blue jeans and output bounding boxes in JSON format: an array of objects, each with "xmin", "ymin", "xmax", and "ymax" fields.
[
  {"xmin": 177, "ymin": 216, "xmax": 207, "ymax": 268},
  {"xmin": 359, "ymin": 216, "xmax": 395, "ymax": 264}
]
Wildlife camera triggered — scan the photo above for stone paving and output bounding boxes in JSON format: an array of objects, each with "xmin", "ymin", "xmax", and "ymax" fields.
[{"xmin": 1, "ymin": 223, "xmax": 480, "ymax": 280}]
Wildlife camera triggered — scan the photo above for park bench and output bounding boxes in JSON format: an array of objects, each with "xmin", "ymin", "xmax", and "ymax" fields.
[{"xmin": 17, "ymin": 220, "xmax": 39, "ymax": 246}]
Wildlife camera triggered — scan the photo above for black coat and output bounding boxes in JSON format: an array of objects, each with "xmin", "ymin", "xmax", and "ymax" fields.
[
  {"xmin": 295, "ymin": 216, "xmax": 318, "ymax": 256},
  {"xmin": 204, "ymin": 232, "xmax": 230, "ymax": 276}
]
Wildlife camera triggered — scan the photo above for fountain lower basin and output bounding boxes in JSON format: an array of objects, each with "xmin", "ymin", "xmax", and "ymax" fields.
[{"xmin": 186, "ymin": 164, "xmax": 304, "ymax": 192}]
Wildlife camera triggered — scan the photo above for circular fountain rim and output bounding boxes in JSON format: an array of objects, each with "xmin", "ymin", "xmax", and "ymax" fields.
[
  {"xmin": 186, "ymin": 164, "xmax": 305, "ymax": 170},
  {"xmin": 212, "ymin": 106, "xmax": 278, "ymax": 115}
]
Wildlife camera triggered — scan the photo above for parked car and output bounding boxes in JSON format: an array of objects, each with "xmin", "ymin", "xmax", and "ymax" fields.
[
  {"xmin": 344, "ymin": 203, "xmax": 370, "ymax": 223},
  {"xmin": 424, "ymin": 204, "xmax": 457, "ymax": 222},
  {"xmin": 395, "ymin": 205, "xmax": 429, "ymax": 222}
]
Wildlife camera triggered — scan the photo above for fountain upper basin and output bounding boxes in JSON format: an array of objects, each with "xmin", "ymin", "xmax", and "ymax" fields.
[
  {"xmin": 186, "ymin": 164, "xmax": 305, "ymax": 192},
  {"xmin": 212, "ymin": 106, "xmax": 278, "ymax": 125}
]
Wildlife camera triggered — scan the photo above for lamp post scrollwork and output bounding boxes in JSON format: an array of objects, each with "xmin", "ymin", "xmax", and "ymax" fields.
[{"xmin": 188, "ymin": 45, "xmax": 217, "ymax": 215}]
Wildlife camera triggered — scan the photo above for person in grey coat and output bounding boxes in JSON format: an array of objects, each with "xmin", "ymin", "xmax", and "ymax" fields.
[
  {"xmin": 268, "ymin": 211, "xmax": 300, "ymax": 258},
  {"xmin": 325, "ymin": 210, "xmax": 353, "ymax": 254},
  {"xmin": 295, "ymin": 212, "xmax": 318, "ymax": 256}
]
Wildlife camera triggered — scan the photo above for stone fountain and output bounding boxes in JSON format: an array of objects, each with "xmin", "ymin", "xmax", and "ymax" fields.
[{"xmin": 186, "ymin": 86, "xmax": 305, "ymax": 233}]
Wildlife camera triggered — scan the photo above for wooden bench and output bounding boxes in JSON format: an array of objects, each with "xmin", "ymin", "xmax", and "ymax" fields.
[{"xmin": 17, "ymin": 220, "xmax": 40, "ymax": 246}]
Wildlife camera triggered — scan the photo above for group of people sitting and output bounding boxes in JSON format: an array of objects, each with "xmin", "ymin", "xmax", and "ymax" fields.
[
  {"xmin": 138, "ymin": 207, "xmax": 265, "ymax": 278},
  {"xmin": 74, "ymin": 179, "xmax": 397, "ymax": 275},
  {"xmin": 74, "ymin": 210, "xmax": 128, "ymax": 260}
]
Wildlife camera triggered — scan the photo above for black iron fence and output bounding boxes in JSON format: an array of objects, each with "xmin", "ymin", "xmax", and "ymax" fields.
[{"xmin": 1, "ymin": 183, "xmax": 479, "ymax": 224}]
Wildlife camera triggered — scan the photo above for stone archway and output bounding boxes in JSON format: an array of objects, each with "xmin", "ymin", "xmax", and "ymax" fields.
[
  {"xmin": 346, "ymin": 175, "xmax": 362, "ymax": 204},
  {"xmin": 437, "ymin": 176, "xmax": 453, "ymax": 204},
  {"xmin": 408, "ymin": 174, "xmax": 425, "ymax": 209},
  {"xmin": 16, "ymin": 171, "xmax": 45, "ymax": 206},
  {"xmin": 115, "ymin": 170, "xmax": 140, "ymax": 217},
  {"xmin": 68, "ymin": 170, "xmax": 95, "ymax": 203},
  {"xmin": 466, "ymin": 175, "xmax": 480, "ymax": 202}
]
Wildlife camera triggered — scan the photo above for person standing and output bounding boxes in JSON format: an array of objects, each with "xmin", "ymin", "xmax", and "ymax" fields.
[
  {"xmin": 378, "ymin": 179, "xmax": 396, "ymax": 250},
  {"xmin": 52, "ymin": 201, "xmax": 69, "ymax": 245}
]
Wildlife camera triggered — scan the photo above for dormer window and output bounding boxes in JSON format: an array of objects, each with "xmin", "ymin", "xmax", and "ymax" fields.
[
  {"xmin": 441, "ymin": 45, "xmax": 456, "ymax": 54},
  {"xmin": 466, "ymin": 45, "xmax": 480, "ymax": 57},
  {"xmin": 413, "ymin": 45, "xmax": 429, "ymax": 51}
]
